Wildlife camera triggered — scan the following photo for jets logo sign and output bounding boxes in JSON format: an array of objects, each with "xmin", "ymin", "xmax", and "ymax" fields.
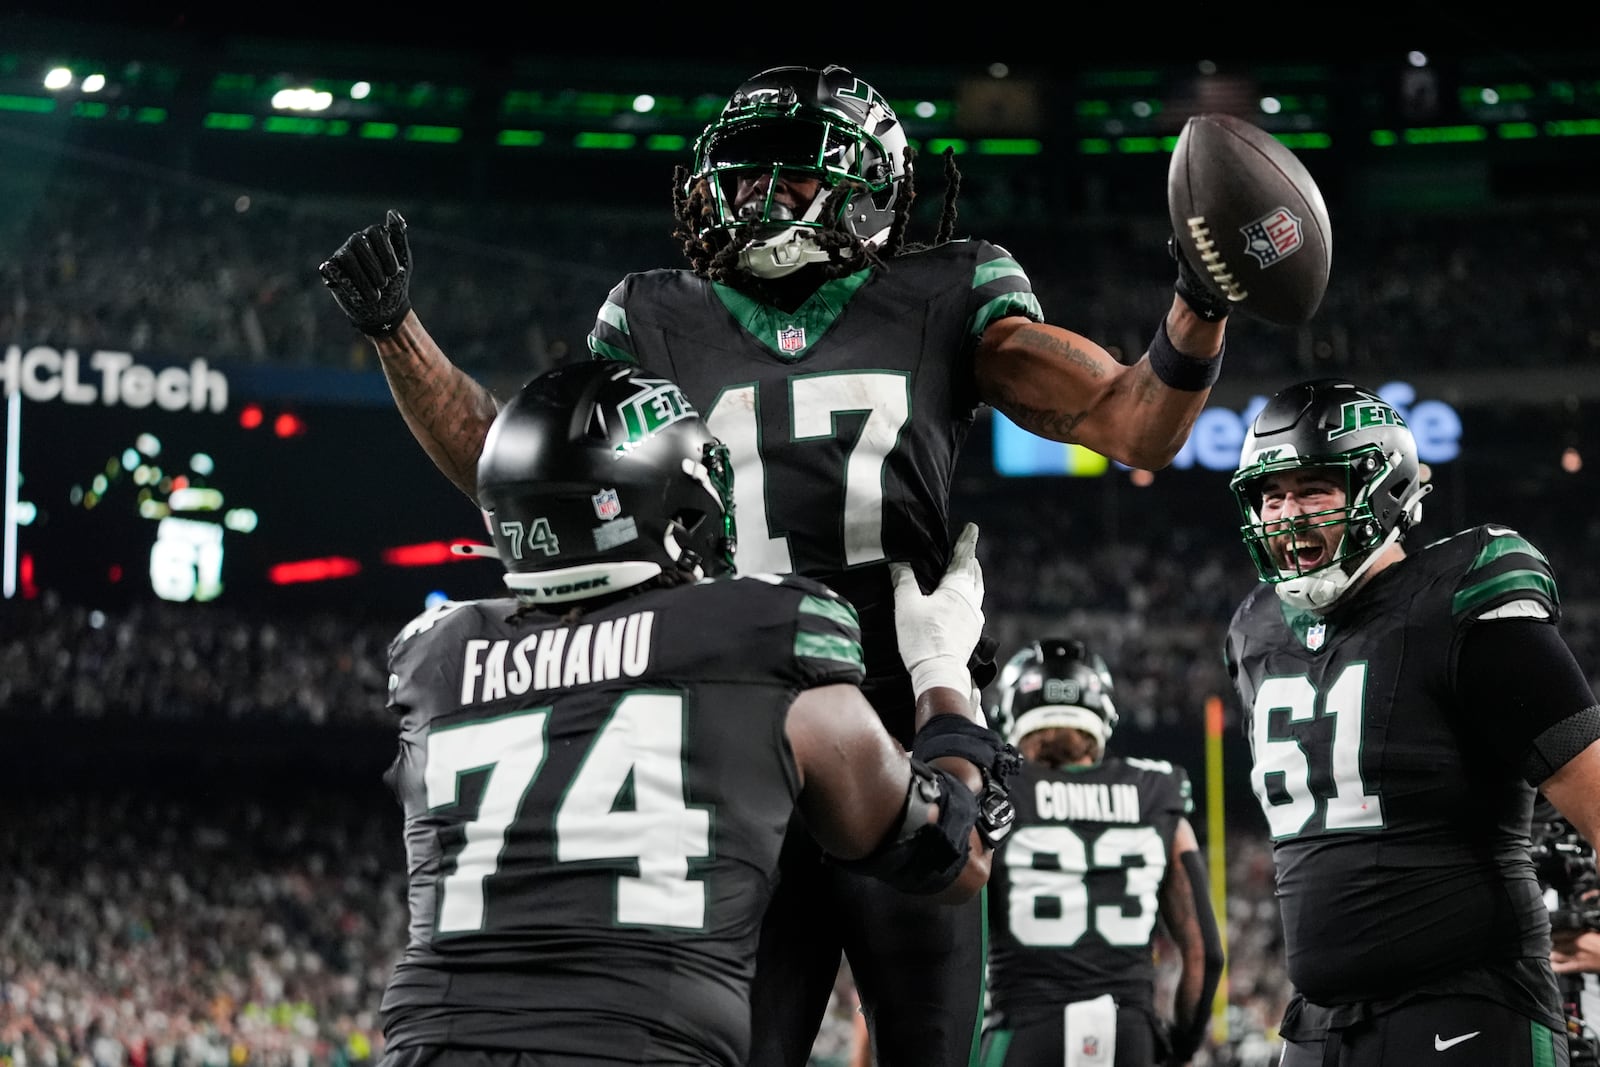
[
  {"xmin": 616, "ymin": 376, "xmax": 698, "ymax": 454},
  {"xmin": 1327, "ymin": 400, "xmax": 1407, "ymax": 442}
]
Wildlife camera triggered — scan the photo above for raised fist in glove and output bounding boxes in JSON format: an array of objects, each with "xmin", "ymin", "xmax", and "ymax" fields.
[
  {"xmin": 891, "ymin": 522, "xmax": 985, "ymax": 701},
  {"xmin": 319, "ymin": 210, "xmax": 413, "ymax": 337},
  {"xmin": 1168, "ymin": 233, "xmax": 1232, "ymax": 322}
]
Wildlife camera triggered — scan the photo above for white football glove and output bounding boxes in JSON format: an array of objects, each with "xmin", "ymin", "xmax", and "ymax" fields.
[{"xmin": 890, "ymin": 522, "xmax": 985, "ymax": 703}]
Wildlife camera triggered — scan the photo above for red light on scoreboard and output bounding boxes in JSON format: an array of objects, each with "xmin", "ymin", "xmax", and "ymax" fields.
[
  {"xmin": 267, "ymin": 557, "xmax": 362, "ymax": 585},
  {"xmin": 382, "ymin": 540, "xmax": 478, "ymax": 567},
  {"xmin": 273, "ymin": 412, "xmax": 306, "ymax": 438},
  {"xmin": 239, "ymin": 404, "xmax": 264, "ymax": 430}
]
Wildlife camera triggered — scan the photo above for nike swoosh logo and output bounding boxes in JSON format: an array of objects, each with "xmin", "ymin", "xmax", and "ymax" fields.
[{"xmin": 1434, "ymin": 1032, "xmax": 1481, "ymax": 1052}]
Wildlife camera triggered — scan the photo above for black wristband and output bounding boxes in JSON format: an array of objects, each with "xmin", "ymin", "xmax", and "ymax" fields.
[{"xmin": 1148, "ymin": 319, "xmax": 1224, "ymax": 392}]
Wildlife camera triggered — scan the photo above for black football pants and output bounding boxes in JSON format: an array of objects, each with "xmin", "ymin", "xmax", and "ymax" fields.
[
  {"xmin": 1278, "ymin": 994, "xmax": 1568, "ymax": 1067},
  {"xmin": 746, "ymin": 813, "xmax": 987, "ymax": 1067}
]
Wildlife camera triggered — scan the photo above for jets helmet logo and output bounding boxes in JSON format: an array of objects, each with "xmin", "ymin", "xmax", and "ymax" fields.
[
  {"xmin": 615, "ymin": 377, "xmax": 697, "ymax": 454},
  {"xmin": 1327, "ymin": 399, "xmax": 1407, "ymax": 441}
]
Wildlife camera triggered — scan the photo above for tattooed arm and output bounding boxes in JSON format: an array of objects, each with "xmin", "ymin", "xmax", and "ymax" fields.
[
  {"xmin": 973, "ymin": 297, "xmax": 1225, "ymax": 470},
  {"xmin": 373, "ymin": 313, "xmax": 501, "ymax": 501}
]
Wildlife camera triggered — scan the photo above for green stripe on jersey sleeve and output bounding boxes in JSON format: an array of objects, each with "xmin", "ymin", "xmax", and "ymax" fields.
[
  {"xmin": 794, "ymin": 632, "xmax": 864, "ymax": 673},
  {"xmin": 794, "ymin": 593, "xmax": 864, "ymax": 677},
  {"xmin": 968, "ymin": 253, "xmax": 1042, "ymax": 338},
  {"xmin": 972, "ymin": 257, "xmax": 1028, "ymax": 288},
  {"xmin": 587, "ymin": 299, "xmax": 636, "ymax": 362},
  {"xmin": 1453, "ymin": 529, "xmax": 1559, "ymax": 621},
  {"xmin": 970, "ymin": 292, "xmax": 1043, "ymax": 339},
  {"xmin": 799, "ymin": 593, "xmax": 860, "ymax": 632},
  {"xmin": 1453, "ymin": 569, "xmax": 1559, "ymax": 620},
  {"xmin": 1471, "ymin": 531, "xmax": 1550, "ymax": 570}
]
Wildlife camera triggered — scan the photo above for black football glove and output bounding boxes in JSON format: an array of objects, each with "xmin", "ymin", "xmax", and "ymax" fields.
[
  {"xmin": 1168, "ymin": 233, "xmax": 1231, "ymax": 322},
  {"xmin": 968, "ymin": 631, "xmax": 1000, "ymax": 691},
  {"xmin": 319, "ymin": 209, "xmax": 413, "ymax": 337}
]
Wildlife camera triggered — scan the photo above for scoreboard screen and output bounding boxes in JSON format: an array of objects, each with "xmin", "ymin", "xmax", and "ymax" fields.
[{"xmin": 2, "ymin": 357, "xmax": 504, "ymax": 618}]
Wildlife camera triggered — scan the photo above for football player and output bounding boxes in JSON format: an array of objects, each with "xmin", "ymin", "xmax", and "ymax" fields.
[
  {"xmin": 1224, "ymin": 377, "xmax": 1600, "ymax": 1067},
  {"xmin": 375, "ymin": 360, "xmax": 1017, "ymax": 1067},
  {"xmin": 321, "ymin": 63, "xmax": 1231, "ymax": 1066},
  {"xmin": 981, "ymin": 638, "xmax": 1224, "ymax": 1066}
]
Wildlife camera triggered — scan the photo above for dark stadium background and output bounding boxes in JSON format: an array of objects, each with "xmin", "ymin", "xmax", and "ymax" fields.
[{"xmin": 2, "ymin": 11, "xmax": 1598, "ymax": 1066}]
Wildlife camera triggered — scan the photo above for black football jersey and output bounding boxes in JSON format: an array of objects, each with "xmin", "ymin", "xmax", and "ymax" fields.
[
  {"xmin": 1224, "ymin": 524, "xmax": 1564, "ymax": 1025},
  {"xmin": 587, "ymin": 242, "xmax": 1041, "ymax": 738},
  {"xmin": 378, "ymin": 573, "xmax": 865, "ymax": 1065},
  {"xmin": 986, "ymin": 755, "xmax": 1193, "ymax": 1024}
]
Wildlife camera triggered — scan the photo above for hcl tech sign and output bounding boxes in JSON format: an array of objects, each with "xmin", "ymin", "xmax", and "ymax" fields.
[{"xmin": 992, "ymin": 381, "xmax": 1462, "ymax": 477}]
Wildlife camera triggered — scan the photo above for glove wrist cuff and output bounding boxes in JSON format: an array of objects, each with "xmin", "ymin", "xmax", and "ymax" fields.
[{"xmin": 908, "ymin": 657, "xmax": 974, "ymax": 702}]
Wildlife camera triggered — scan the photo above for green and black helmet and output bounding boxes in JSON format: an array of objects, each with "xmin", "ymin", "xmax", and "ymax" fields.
[
  {"xmin": 686, "ymin": 64, "xmax": 909, "ymax": 278},
  {"xmin": 1230, "ymin": 378, "xmax": 1427, "ymax": 612}
]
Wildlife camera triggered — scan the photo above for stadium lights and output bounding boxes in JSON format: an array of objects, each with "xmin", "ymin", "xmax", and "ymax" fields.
[
  {"xmin": 43, "ymin": 67, "xmax": 72, "ymax": 90},
  {"xmin": 82, "ymin": 74, "xmax": 105, "ymax": 93},
  {"xmin": 351, "ymin": 81, "xmax": 371, "ymax": 100},
  {"xmin": 271, "ymin": 88, "xmax": 333, "ymax": 112}
]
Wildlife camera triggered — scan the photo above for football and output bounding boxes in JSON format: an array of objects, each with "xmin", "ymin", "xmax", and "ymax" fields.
[{"xmin": 1168, "ymin": 113, "xmax": 1332, "ymax": 325}]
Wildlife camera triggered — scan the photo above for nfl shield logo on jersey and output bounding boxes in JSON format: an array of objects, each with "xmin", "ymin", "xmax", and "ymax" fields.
[
  {"xmin": 777, "ymin": 324, "xmax": 807, "ymax": 354},
  {"xmin": 1306, "ymin": 621, "xmax": 1326, "ymax": 651},
  {"xmin": 1240, "ymin": 207, "xmax": 1304, "ymax": 267},
  {"xmin": 592, "ymin": 488, "xmax": 622, "ymax": 521}
]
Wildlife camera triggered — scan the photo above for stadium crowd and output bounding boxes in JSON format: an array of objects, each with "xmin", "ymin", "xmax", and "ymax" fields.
[{"xmin": 1, "ymin": 156, "xmax": 1598, "ymax": 380}]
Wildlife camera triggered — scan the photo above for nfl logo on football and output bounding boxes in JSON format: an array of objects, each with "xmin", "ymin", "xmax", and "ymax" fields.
[
  {"xmin": 1240, "ymin": 207, "xmax": 1304, "ymax": 266},
  {"xmin": 777, "ymin": 325, "xmax": 806, "ymax": 354},
  {"xmin": 592, "ymin": 488, "xmax": 622, "ymax": 521}
]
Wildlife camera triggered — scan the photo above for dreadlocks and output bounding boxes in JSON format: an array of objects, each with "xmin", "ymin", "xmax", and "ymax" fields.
[{"xmin": 670, "ymin": 145, "xmax": 966, "ymax": 290}]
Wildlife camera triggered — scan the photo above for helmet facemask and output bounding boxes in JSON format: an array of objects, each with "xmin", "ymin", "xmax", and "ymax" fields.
[
  {"xmin": 687, "ymin": 75, "xmax": 908, "ymax": 279},
  {"xmin": 1231, "ymin": 379, "xmax": 1432, "ymax": 615},
  {"xmin": 1231, "ymin": 445, "xmax": 1424, "ymax": 613}
]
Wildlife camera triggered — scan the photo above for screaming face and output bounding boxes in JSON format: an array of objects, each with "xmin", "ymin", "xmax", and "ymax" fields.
[{"xmin": 1256, "ymin": 466, "xmax": 1350, "ymax": 577}]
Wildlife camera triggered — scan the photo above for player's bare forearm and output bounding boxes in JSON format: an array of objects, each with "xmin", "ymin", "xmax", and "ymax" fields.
[
  {"xmin": 1161, "ymin": 853, "xmax": 1209, "ymax": 1034},
  {"xmin": 974, "ymin": 303, "xmax": 1225, "ymax": 470},
  {"xmin": 372, "ymin": 312, "xmax": 500, "ymax": 501}
]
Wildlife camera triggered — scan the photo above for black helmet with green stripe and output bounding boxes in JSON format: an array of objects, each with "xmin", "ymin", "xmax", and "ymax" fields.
[
  {"xmin": 475, "ymin": 360, "xmax": 736, "ymax": 604},
  {"xmin": 1230, "ymin": 378, "xmax": 1430, "ymax": 612}
]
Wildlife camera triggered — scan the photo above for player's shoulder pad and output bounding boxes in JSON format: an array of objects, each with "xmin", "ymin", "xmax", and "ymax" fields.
[
  {"xmin": 1445, "ymin": 523, "xmax": 1559, "ymax": 625},
  {"xmin": 720, "ymin": 572, "xmax": 865, "ymax": 686}
]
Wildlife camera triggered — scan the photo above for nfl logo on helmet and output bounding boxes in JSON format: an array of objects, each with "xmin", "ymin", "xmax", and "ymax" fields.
[{"xmin": 592, "ymin": 488, "xmax": 622, "ymax": 521}]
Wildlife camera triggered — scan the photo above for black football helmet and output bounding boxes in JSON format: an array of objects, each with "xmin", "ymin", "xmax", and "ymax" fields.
[
  {"xmin": 474, "ymin": 361, "xmax": 736, "ymax": 604},
  {"xmin": 1230, "ymin": 378, "xmax": 1428, "ymax": 612},
  {"xmin": 686, "ymin": 64, "xmax": 910, "ymax": 278},
  {"xmin": 992, "ymin": 638, "xmax": 1118, "ymax": 750}
]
